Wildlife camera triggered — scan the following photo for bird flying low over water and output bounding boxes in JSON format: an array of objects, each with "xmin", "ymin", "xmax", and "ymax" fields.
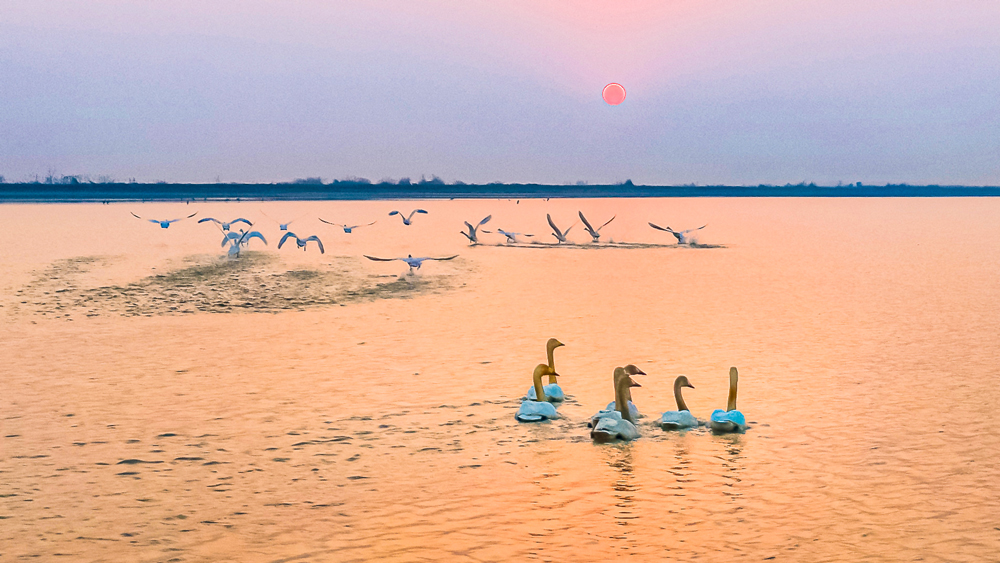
[
  {"xmin": 260, "ymin": 210, "xmax": 304, "ymax": 231},
  {"xmin": 319, "ymin": 218, "xmax": 377, "ymax": 233},
  {"xmin": 389, "ymin": 209, "xmax": 428, "ymax": 225},
  {"xmin": 278, "ymin": 232, "xmax": 325, "ymax": 253},
  {"xmin": 199, "ymin": 217, "xmax": 252, "ymax": 231},
  {"xmin": 483, "ymin": 228, "xmax": 534, "ymax": 244},
  {"xmin": 222, "ymin": 229, "xmax": 267, "ymax": 258},
  {"xmin": 460, "ymin": 215, "xmax": 492, "ymax": 244},
  {"xmin": 131, "ymin": 211, "xmax": 198, "ymax": 228},
  {"xmin": 649, "ymin": 222, "xmax": 707, "ymax": 245},
  {"xmin": 364, "ymin": 254, "xmax": 458, "ymax": 275},
  {"xmin": 579, "ymin": 212, "xmax": 616, "ymax": 243},
  {"xmin": 546, "ymin": 214, "xmax": 575, "ymax": 243}
]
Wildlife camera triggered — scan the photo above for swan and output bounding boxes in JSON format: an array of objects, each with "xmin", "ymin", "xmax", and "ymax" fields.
[
  {"xmin": 222, "ymin": 229, "xmax": 267, "ymax": 258},
  {"xmin": 546, "ymin": 214, "xmax": 575, "ymax": 244},
  {"xmin": 710, "ymin": 367, "xmax": 747, "ymax": 433},
  {"xmin": 660, "ymin": 376, "xmax": 699, "ymax": 430},
  {"xmin": 603, "ymin": 364, "xmax": 646, "ymax": 419},
  {"xmin": 526, "ymin": 338, "xmax": 565, "ymax": 401},
  {"xmin": 460, "ymin": 215, "xmax": 492, "ymax": 244},
  {"xmin": 319, "ymin": 218, "xmax": 376, "ymax": 233},
  {"xmin": 648, "ymin": 222, "xmax": 707, "ymax": 245},
  {"xmin": 363, "ymin": 254, "xmax": 458, "ymax": 275},
  {"xmin": 388, "ymin": 209, "xmax": 428, "ymax": 225},
  {"xmin": 579, "ymin": 212, "xmax": 615, "ymax": 243},
  {"xmin": 278, "ymin": 232, "xmax": 325, "ymax": 253},
  {"xmin": 591, "ymin": 367, "xmax": 642, "ymax": 442},
  {"xmin": 516, "ymin": 364, "xmax": 562, "ymax": 422},
  {"xmin": 199, "ymin": 217, "xmax": 252, "ymax": 231},
  {"xmin": 131, "ymin": 211, "xmax": 197, "ymax": 228},
  {"xmin": 260, "ymin": 210, "xmax": 304, "ymax": 231}
]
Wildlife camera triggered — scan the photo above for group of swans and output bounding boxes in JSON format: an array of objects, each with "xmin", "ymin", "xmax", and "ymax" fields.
[
  {"xmin": 515, "ymin": 338, "xmax": 747, "ymax": 442},
  {"xmin": 465, "ymin": 212, "xmax": 706, "ymax": 246}
]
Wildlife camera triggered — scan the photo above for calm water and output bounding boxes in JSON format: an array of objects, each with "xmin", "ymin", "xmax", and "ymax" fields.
[{"xmin": 2, "ymin": 198, "xmax": 999, "ymax": 562}]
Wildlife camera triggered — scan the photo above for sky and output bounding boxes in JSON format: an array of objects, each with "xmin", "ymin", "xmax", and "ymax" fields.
[{"xmin": 1, "ymin": 1, "xmax": 998, "ymax": 185}]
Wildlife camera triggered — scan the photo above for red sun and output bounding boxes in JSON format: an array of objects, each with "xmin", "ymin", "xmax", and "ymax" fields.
[{"xmin": 602, "ymin": 83, "xmax": 626, "ymax": 105}]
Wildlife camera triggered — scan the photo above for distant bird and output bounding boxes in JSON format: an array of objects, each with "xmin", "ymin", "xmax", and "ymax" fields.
[
  {"xmin": 199, "ymin": 217, "xmax": 252, "ymax": 231},
  {"xmin": 483, "ymin": 228, "xmax": 534, "ymax": 244},
  {"xmin": 546, "ymin": 214, "xmax": 575, "ymax": 243},
  {"xmin": 364, "ymin": 254, "xmax": 458, "ymax": 275},
  {"xmin": 278, "ymin": 232, "xmax": 325, "ymax": 253},
  {"xmin": 319, "ymin": 218, "xmax": 376, "ymax": 233},
  {"xmin": 260, "ymin": 210, "xmax": 304, "ymax": 231},
  {"xmin": 131, "ymin": 211, "xmax": 197, "ymax": 228},
  {"xmin": 460, "ymin": 215, "xmax": 492, "ymax": 244},
  {"xmin": 389, "ymin": 209, "xmax": 428, "ymax": 225},
  {"xmin": 649, "ymin": 222, "xmax": 707, "ymax": 245},
  {"xmin": 579, "ymin": 212, "xmax": 615, "ymax": 243},
  {"xmin": 222, "ymin": 229, "xmax": 267, "ymax": 258}
]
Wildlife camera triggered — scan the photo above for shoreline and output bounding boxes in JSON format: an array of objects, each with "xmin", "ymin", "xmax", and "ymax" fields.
[{"xmin": 2, "ymin": 182, "xmax": 1000, "ymax": 202}]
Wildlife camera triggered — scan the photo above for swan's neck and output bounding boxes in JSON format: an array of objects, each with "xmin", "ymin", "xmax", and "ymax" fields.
[
  {"xmin": 727, "ymin": 377, "xmax": 738, "ymax": 412},
  {"xmin": 614, "ymin": 378, "xmax": 635, "ymax": 424},
  {"xmin": 546, "ymin": 345, "xmax": 558, "ymax": 384},
  {"xmin": 532, "ymin": 369, "xmax": 548, "ymax": 402},
  {"xmin": 674, "ymin": 380, "xmax": 690, "ymax": 412},
  {"xmin": 546, "ymin": 373, "xmax": 558, "ymax": 385}
]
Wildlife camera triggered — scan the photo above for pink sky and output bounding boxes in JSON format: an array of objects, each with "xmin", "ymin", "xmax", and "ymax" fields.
[{"xmin": 2, "ymin": 1, "xmax": 998, "ymax": 184}]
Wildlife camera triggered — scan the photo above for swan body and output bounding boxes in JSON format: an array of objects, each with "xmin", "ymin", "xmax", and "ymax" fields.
[
  {"xmin": 517, "ymin": 364, "xmax": 563, "ymax": 422},
  {"xmin": 389, "ymin": 209, "xmax": 428, "ymax": 225},
  {"xmin": 591, "ymin": 367, "xmax": 642, "ymax": 442},
  {"xmin": 460, "ymin": 215, "xmax": 492, "ymax": 244},
  {"xmin": 710, "ymin": 367, "xmax": 747, "ymax": 433},
  {"xmin": 131, "ymin": 211, "xmax": 197, "ymax": 228},
  {"xmin": 525, "ymin": 338, "xmax": 565, "ymax": 402},
  {"xmin": 649, "ymin": 222, "xmax": 707, "ymax": 245},
  {"xmin": 661, "ymin": 375, "xmax": 699, "ymax": 430},
  {"xmin": 600, "ymin": 364, "xmax": 645, "ymax": 420},
  {"xmin": 319, "ymin": 218, "xmax": 376, "ymax": 233},
  {"xmin": 604, "ymin": 400, "xmax": 639, "ymax": 420},
  {"xmin": 278, "ymin": 232, "xmax": 325, "ymax": 253},
  {"xmin": 579, "ymin": 212, "xmax": 615, "ymax": 243}
]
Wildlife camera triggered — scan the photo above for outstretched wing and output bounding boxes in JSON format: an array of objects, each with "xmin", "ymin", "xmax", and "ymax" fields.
[
  {"xmin": 478, "ymin": 215, "xmax": 492, "ymax": 227},
  {"xmin": 303, "ymin": 236, "xmax": 324, "ymax": 254},
  {"xmin": 648, "ymin": 222, "xmax": 674, "ymax": 232},
  {"xmin": 318, "ymin": 218, "xmax": 337, "ymax": 226},
  {"xmin": 682, "ymin": 224, "xmax": 708, "ymax": 234},
  {"xmin": 578, "ymin": 211, "xmax": 596, "ymax": 234},
  {"xmin": 598, "ymin": 215, "xmax": 616, "ymax": 231},
  {"xmin": 278, "ymin": 232, "xmax": 296, "ymax": 249},
  {"xmin": 198, "ymin": 217, "xmax": 221, "ymax": 225},
  {"xmin": 415, "ymin": 209, "xmax": 428, "ymax": 214},
  {"xmin": 546, "ymin": 214, "xmax": 562, "ymax": 236},
  {"xmin": 351, "ymin": 221, "xmax": 377, "ymax": 229},
  {"xmin": 243, "ymin": 231, "xmax": 267, "ymax": 245},
  {"xmin": 429, "ymin": 255, "xmax": 459, "ymax": 261},
  {"xmin": 388, "ymin": 210, "xmax": 400, "ymax": 216},
  {"xmin": 460, "ymin": 230, "xmax": 474, "ymax": 241},
  {"xmin": 130, "ymin": 212, "xmax": 143, "ymax": 220},
  {"xmin": 230, "ymin": 218, "xmax": 252, "ymax": 227},
  {"xmin": 364, "ymin": 255, "xmax": 398, "ymax": 261}
]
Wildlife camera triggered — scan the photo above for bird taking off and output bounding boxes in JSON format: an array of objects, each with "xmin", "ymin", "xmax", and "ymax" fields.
[
  {"xmin": 460, "ymin": 215, "xmax": 492, "ymax": 244},
  {"xmin": 199, "ymin": 217, "xmax": 252, "ymax": 231},
  {"xmin": 278, "ymin": 232, "xmax": 325, "ymax": 253},
  {"xmin": 319, "ymin": 218, "xmax": 377, "ymax": 233},
  {"xmin": 546, "ymin": 214, "xmax": 576, "ymax": 244},
  {"xmin": 364, "ymin": 254, "xmax": 458, "ymax": 275},
  {"xmin": 579, "ymin": 212, "xmax": 615, "ymax": 243},
  {"xmin": 131, "ymin": 211, "xmax": 198, "ymax": 228},
  {"xmin": 649, "ymin": 222, "xmax": 707, "ymax": 245},
  {"xmin": 388, "ymin": 209, "xmax": 428, "ymax": 225}
]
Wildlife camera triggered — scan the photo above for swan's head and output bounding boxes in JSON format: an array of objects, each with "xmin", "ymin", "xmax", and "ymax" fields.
[
  {"xmin": 624, "ymin": 364, "xmax": 645, "ymax": 376},
  {"xmin": 533, "ymin": 364, "xmax": 551, "ymax": 379},
  {"xmin": 675, "ymin": 375, "xmax": 694, "ymax": 389},
  {"xmin": 547, "ymin": 338, "xmax": 564, "ymax": 352}
]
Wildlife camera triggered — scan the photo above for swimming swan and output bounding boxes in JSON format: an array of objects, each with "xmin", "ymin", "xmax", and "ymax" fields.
[
  {"xmin": 516, "ymin": 364, "xmax": 562, "ymax": 422},
  {"xmin": 660, "ymin": 375, "xmax": 699, "ymax": 430},
  {"xmin": 603, "ymin": 364, "xmax": 646, "ymax": 419},
  {"xmin": 591, "ymin": 367, "xmax": 642, "ymax": 442},
  {"xmin": 526, "ymin": 338, "xmax": 565, "ymax": 401},
  {"xmin": 710, "ymin": 367, "xmax": 747, "ymax": 433}
]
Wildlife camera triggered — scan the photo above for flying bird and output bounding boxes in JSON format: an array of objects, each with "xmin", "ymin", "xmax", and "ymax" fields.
[
  {"xmin": 388, "ymin": 209, "xmax": 428, "ymax": 225},
  {"xmin": 579, "ymin": 212, "xmax": 616, "ymax": 243},
  {"xmin": 278, "ymin": 232, "xmax": 325, "ymax": 253},
  {"xmin": 649, "ymin": 222, "xmax": 707, "ymax": 245},
  {"xmin": 482, "ymin": 228, "xmax": 534, "ymax": 244},
  {"xmin": 260, "ymin": 210, "xmax": 304, "ymax": 231},
  {"xmin": 319, "ymin": 218, "xmax": 377, "ymax": 233},
  {"xmin": 546, "ymin": 214, "xmax": 576, "ymax": 244},
  {"xmin": 199, "ymin": 217, "xmax": 252, "ymax": 231},
  {"xmin": 460, "ymin": 215, "xmax": 492, "ymax": 244},
  {"xmin": 364, "ymin": 254, "xmax": 458, "ymax": 275},
  {"xmin": 131, "ymin": 211, "xmax": 197, "ymax": 228},
  {"xmin": 221, "ymin": 229, "xmax": 267, "ymax": 258}
]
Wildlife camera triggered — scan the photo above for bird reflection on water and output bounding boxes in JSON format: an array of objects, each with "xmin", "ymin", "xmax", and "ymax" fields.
[{"xmin": 602, "ymin": 444, "xmax": 640, "ymax": 549}]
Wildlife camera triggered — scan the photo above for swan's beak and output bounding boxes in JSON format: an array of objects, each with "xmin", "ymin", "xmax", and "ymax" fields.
[
  {"xmin": 634, "ymin": 367, "xmax": 646, "ymax": 375},
  {"xmin": 685, "ymin": 383, "xmax": 695, "ymax": 389}
]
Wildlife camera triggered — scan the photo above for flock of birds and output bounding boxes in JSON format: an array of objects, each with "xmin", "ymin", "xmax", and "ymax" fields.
[
  {"xmin": 517, "ymin": 339, "xmax": 747, "ymax": 442},
  {"xmin": 130, "ymin": 206, "xmax": 710, "ymax": 274}
]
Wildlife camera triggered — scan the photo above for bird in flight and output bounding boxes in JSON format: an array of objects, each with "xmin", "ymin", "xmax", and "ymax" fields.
[
  {"xmin": 221, "ymin": 229, "xmax": 267, "ymax": 258},
  {"xmin": 364, "ymin": 254, "xmax": 458, "ymax": 275},
  {"xmin": 319, "ymin": 218, "xmax": 377, "ymax": 233},
  {"xmin": 260, "ymin": 210, "xmax": 304, "ymax": 231},
  {"xmin": 278, "ymin": 232, "xmax": 325, "ymax": 253},
  {"xmin": 578, "ymin": 212, "xmax": 616, "ymax": 243},
  {"xmin": 482, "ymin": 228, "xmax": 534, "ymax": 244},
  {"xmin": 546, "ymin": 214, "xmax": 576, "ymax": 244},
  {"xmin": 460, "ymin": 215, "xmax": 492, "ymax": 244},
  {"xmin": 131, "ymin": 211, "xmax": 198, "ymax": 228},
  {"xmin": 388, "ymin": 209, "xmax": 428, "ymax": 225},
  {"xmin": 198, "ymin": 217, "xmax": 252, "ymax": 231},
  {"xmin": 648, "ymin": 222, "xmax": 707, "ymax": 245}
]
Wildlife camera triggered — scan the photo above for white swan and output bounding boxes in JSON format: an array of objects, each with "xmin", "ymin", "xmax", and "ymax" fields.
[
  {"xmin": 710, "ymin": 367, "xmax": 747, "ymax": 433},
  {"xmin": 131, "ymin": 211, "xmax": 197, "ymax": 228},
  {"xmin": 516, "ymin": 364, "xmax": 562, "ymax": 422},
  {"xmin": 546, "ymin": 214, "xmax": 576, "ymax": 244},
  {"xmin": 660, "ymin": 375, "xmax": 699, "ymax": 430},
  {"xmin": 603, "ymin": 364, "xmax": 646, "ymax": 419},
  {"xmin": 591, "ymin": 367, "xmax": 642, "ymax": 442},
  {"xmin": 579, "ymin": 212, "xmax": 615, "ymax": 243},
  {"xmin": 319, "ymin": 218, "xmax": 376, "ymax": 233},
  {"xmin": 460, "ymin": 215, "xmax": 492, "ymax": 244},
  {"xmin": 199, "ymin": 217, "xmax": 252, "ymax": 231},
  {"xmin": 363, "ymin": 254, "xmax": 458, "ymax": 275},
  {"xmin": 649, "ymin": 222, "xmax": 707, "ymax": 245},
  {"xmin": 388, "ymin": 209, "xmax": 428, "ymax": 225},
  {"xmin": 482, "ymin": 228, "xmax": 534, "ymax": 244},
  {"xmin": 278, "ymin": 232, "xmax": 325, "ymax": 253},
  {"xmin": 260, "ymin": 210, "xmax": 304, "ymax": 231},
  {"xmin": 525, "ymin": 338, "xmax": 565, "ymax": 401}
]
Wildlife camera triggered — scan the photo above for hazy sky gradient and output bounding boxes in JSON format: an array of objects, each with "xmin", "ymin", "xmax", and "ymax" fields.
[{"xmin": 2, "ymin": 1, "xmax": 998, "ymax": 184}]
